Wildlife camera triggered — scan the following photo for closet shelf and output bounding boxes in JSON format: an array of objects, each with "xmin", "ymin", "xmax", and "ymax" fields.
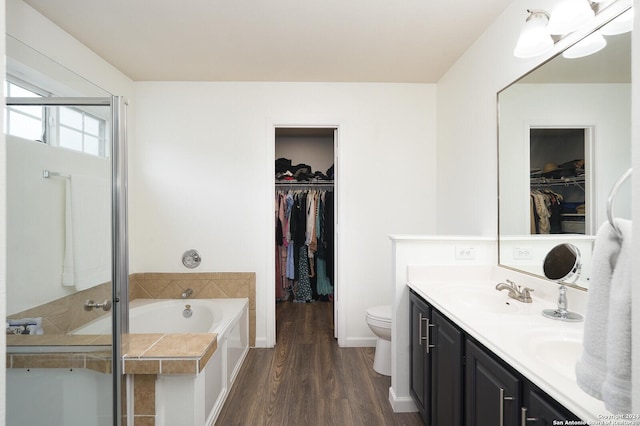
[
  {"xmin": 275, "ymin": 180, "xmax": 334, "ymax": 190},
  {"xmin": 530, "ymin": 175, "xmax": 585, "ymax": 191}
]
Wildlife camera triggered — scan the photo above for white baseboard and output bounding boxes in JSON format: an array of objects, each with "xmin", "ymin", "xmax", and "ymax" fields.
[
  {"xmin": 388, "ymin": 386, "xmax": 418, "ymax": 413},
  {"xmin": 257, "ymin": 336, "xmax": 377, "ymax": 348},
  {"xmin": 253, "ymin": 337, "xmax": 270, "ymax": 348}
]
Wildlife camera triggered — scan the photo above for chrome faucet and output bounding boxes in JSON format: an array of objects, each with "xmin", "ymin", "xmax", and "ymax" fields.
[
  {"xmin": 495, "ymin": 279, "xmax": 534, "ymax": 303},
  {"xmin": 181, "ymin": 288, "xmax": 194, "ymax": 299}
]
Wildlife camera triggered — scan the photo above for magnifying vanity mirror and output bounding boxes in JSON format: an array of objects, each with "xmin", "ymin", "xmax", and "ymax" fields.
[
  {"xmin": 541, "ymin": 243, "xmax": 584, "ymax": 322},
  {"xmin": 497, "ymin": 4, "xmax": 632, "ymax": 290}
]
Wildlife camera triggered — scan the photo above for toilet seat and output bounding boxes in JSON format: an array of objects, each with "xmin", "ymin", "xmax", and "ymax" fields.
[{"xmin": 366, "ymin": 305, "xmax": 391, "ymax": 323}]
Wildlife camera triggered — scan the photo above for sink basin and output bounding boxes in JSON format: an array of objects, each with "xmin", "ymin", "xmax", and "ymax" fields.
[
  {"xmin": 522, "ymin": 328, "xmax": 583, "ymax": 380},
  {"xmin": 438, "ymin": 285, "xmax": 522, "ymax": 313}
]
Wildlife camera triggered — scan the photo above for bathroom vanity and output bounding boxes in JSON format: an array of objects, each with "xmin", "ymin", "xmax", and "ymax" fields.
[
  {"xmin": 406, "ymin": 266, "xmax": 606, "ymax": 425},
  {"xmin": 410, "ymin": 290, "xmax": 578, "ymax": 425}
]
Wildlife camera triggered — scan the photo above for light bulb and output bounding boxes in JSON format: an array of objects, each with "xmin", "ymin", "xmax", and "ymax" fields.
[
  {"xmin": 514, "ymin": 11, "xmax": 554, "ymax": 58},
  {"xmin": 547, "ymin": 0, "xmax": 595, "ymax": 35},
  {"xmin": 562, "ymin": 31, "xmax": 607, "ymax": 58},
  {"xmin": 600, "ymin": 8, "xmax": 634, "ymax": 36}
]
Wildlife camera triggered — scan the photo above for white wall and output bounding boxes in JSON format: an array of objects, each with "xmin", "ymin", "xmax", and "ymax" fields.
[
  {"xmin": 6, "ymin": 136, "xmax": 111, "ymax": 314},
  {"xmin": 132, "ymin": 82, "xmax": 437, "ymax": 346}
]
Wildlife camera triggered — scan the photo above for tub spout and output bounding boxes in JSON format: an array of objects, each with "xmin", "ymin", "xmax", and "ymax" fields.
[{"xmin": 181, "ymin": 288, "xmax": 194, "ymax": 299}]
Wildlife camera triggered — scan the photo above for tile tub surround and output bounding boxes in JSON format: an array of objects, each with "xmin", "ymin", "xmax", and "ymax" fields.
[
  {"xmin": 129, "ymin": 272, "xmax": 256, "ymax": 346},
  {"xmin": 6, "ymin": 332, "xmax": 217, "ymax": 375},
  {"xmin": 7, "ymin": 281, "xmax": 112, "ymax": 334},
  {"xmin": 6, "ymin": 272, "xmax": 256, "ymax": 344}
]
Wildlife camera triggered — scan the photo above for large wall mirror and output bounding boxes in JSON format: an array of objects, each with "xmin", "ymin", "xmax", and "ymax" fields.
[{"xmin": 498, "ymin": 6, "xmax": 632, "ymax": 289}]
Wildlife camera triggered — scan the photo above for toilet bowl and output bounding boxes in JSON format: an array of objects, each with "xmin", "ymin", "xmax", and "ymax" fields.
[{"xmin": 366, "ymin": 305, "xmax": 392, "ymax": 376}]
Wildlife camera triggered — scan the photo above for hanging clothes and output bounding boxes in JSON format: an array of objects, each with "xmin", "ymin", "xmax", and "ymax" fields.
[
  {"xmin": 275, "ymin": 187, "xmax": 334, "ymax": 302},
  {"xmin": 530, "ymin": 189, "xmax": 563, "ymax": 234}
]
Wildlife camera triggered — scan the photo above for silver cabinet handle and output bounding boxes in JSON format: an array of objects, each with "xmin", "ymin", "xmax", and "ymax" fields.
[
  {"xmin": 520, "ymin": 407, "xmax": 538, "ymax": 425},
  {"xmin": 499, "ymin": 387, "xmax": 514, "ymax": 426},
  {"xmin": 84, "ymin": 299, "xmax": 112, "ymax": 312},
  {"xmin": 424, "ymin": 318, "xmax": 436, "ymax": 354}
]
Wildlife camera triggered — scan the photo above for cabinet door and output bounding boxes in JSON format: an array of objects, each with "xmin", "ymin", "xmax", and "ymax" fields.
[
  {"xmin": 431, "ymin": 310, "xmax": 463, "ymax": 426},
  {"xmin": 410, "ymin": 292, "xmax": 431, "ymax": 422},
  {"xmin": 523, "ymin": 382, "xmax": 580, "ymax": 425},
  {"xmin": 465, "ymin": 340, "xmax": 521, "ymax": 426}
]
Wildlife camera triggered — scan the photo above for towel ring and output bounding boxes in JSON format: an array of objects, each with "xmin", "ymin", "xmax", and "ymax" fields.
[{"xmin": 606, "ymin": 168, "xmax": 632, "ymax": 239}]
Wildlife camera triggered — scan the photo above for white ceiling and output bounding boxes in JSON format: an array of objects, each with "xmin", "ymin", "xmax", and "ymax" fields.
[{"xmin": 22, "ymin": 0, "xmax": 513, "ymax": 83}]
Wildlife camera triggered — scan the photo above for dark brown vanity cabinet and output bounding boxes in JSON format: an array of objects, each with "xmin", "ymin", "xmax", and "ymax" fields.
[
  {"xmin": 410, "ymin": 291, "xmax": 463, "ymax": 425},
  {"xmin": 410, "ymin": 290, "xmax": 579, "ymax": 426}
]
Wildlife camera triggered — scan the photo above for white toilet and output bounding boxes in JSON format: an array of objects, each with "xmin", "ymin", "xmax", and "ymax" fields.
[{"xmin": 366, "ymin": 305, "xmax": 392, "ymax": 376}]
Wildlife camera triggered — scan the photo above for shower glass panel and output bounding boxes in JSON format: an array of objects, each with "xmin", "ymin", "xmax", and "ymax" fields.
[{"xmin": 5, "ymin": 36, "xmax": 127, "ymax": 426}]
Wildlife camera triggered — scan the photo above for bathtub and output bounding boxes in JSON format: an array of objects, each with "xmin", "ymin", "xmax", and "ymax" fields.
[
  {"xmin": 73, "ymin": 297, "xmax": 247, "ymax": 337},
  {"xmin": 74, "ymin": 297, "xmax": 250, "ymax": 426}
]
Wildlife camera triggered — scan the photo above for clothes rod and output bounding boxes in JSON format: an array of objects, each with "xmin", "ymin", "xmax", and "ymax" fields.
[
  {"xmin": 42, "ymin": 170, "xmax": 71, "ymax": 179},
  {"xmin": 275, "ymin": 181, "xmax": 334, "ymax": 190}
]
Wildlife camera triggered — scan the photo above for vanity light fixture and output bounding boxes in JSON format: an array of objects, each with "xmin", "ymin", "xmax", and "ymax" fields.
[
  {"xmin": 547, "ymin": 0, "xmax": 595, "ymax": 35},
  {"xmin": 562, "ymin": 30, "xmax": 607, "ymax": 58},
  {"xmin": 600, "ymin": 7, "xmax": 634, "ymax": 35},
  {"xmin": 514, "ymin": 9, "xmax": 554, "ymax": 58}
]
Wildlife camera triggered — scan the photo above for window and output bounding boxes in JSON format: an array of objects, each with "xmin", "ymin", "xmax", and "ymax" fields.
[
  {"xmin": 58, "ymin": 106, "xmax": 107, "ymax": 157},
  {"xmin": 4, "ymin": 78, "xmax": 108, "ymax": 158},
  {"xmin": 4, "ymin": 80, "xmax": 45, "ymax": 141}
]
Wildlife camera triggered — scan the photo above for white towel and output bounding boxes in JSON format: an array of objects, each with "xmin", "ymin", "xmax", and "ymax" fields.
[
  {"xmin": 71, "ymin": 175, "xmax": 111, "ymax": 291},
  {"xmin": 602, "ymin": 219, "xmax": 632, "ymax": 414},
  {"xmin": 61, "ymin": 177, "xmax": 75, "ymax": 286},
  {"xmin": 575, "ymin": 221, "xmax": 621, "ymax": 399}
]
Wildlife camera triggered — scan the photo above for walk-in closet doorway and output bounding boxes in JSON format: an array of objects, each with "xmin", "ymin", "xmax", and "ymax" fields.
[{"xmin": 269, "ymin": 126, "xmax": 340, "ymax": 346}]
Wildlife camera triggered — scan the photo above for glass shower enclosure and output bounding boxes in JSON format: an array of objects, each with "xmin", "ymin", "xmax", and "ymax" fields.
[{"xmin": 4, "ymin": 36, "xmax": 128, "ymax": 426}]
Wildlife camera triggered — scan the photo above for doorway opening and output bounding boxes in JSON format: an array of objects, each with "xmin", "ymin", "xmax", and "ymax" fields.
[
  {"xmin": 273, "ymin": 126, "xmax": 338, "ymax": 344},
  {"xmin": 529, "ymin": 127, "xmax": 594, "ymax": 235}
]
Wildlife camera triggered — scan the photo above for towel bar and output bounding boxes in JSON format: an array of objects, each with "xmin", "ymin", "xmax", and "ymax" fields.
[
  {"xmin": 42, "ymin": 169, "xmax": 71, "ymax": 179},
  {"xmin": 606, "ymin": 168, "xmax": 632, "ymax": 239}
]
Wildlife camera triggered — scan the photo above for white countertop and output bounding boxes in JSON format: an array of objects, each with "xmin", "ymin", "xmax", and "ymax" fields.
[{"xmin": 407, "ymin": 277, "xmax": 609, "ymax": 422}]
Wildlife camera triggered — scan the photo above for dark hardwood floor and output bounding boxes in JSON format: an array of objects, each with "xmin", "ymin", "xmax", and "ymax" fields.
[{"xmin": 215, "ymin": 301, "xmax": 424, "ymax": 426}]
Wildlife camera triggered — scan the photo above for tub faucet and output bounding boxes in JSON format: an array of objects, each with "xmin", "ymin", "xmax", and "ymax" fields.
[
  {"xmin": 495, "ymin": 279, "xmax": 534, "ymax": 303},
  {"xmin": 181, "ymin": 288, "xmax": 194, "ymax": 299}
]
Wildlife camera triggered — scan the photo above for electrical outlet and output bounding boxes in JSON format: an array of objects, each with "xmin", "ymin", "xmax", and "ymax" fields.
[
  {"xmin": 513, "ymin": 247, "xmax": 532, "ymax": 260},
  {"xmin": 455, "ymin": 246, "xmax": 476, "ymax": 260}
]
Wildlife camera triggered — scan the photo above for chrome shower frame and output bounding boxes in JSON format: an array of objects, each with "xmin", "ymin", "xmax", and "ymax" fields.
[{"xmin": 6, "ymin": 96, "xmax": 129, "ymax": 426}]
